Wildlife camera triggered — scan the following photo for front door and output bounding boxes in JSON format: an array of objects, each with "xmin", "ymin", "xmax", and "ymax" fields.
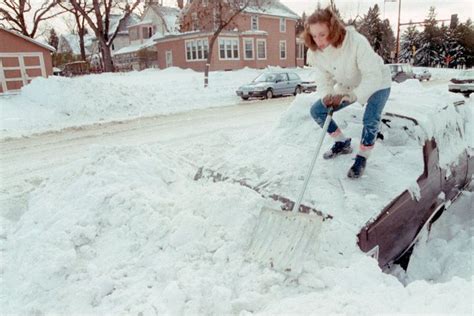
[{"xmin": 165, "ymin": 51, "xmax": 173, "ymax": 68}]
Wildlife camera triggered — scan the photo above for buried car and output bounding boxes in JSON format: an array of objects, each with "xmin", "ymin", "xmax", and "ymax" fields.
[
  {"xmin": 236, "ymin": 71, "xmax": 305, "ymax": 100},
  {"xmin": 195, "ymin": 90, "xmax": 472, "ymax": 271},
  {"xmin": 448, "ymin": 69, "xmax": 474, "ymax": 97}
]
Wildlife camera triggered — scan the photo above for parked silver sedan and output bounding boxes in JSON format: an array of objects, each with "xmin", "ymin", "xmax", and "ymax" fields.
[
  {"xmin": 236, "ymin": 71, "xmax": 303, "ymax": 100},
  {"xmin": 414, "ymin": 68, "xmax": 432, "ymax": 81}
]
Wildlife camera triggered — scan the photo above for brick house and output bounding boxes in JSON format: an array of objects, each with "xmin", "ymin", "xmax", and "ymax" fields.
[
  {"xmin": 113, "ymin": 4, "xmax": 180, "ymax": 71},
  {"xmin": 154, "ymin": 0, "xmax": 305, "ymax": 71},
  {"xmin": 0, "ymin": 27, "xmax": 55, "ymax": 94}
]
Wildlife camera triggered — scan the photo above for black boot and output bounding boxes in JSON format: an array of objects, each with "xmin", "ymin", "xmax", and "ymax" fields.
[
  {"xmin": 323, "ymin": 138, "xmax": 352, "ymax": 159},
  {"xmin": 347, "ymin": 155, "xmax": 367, "ymax": 178}
]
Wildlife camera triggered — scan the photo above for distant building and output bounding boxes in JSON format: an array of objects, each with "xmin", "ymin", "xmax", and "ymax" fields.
[
  {"xmin": 0, "ymin": 27, "xmax": 55, "ymax": 94},
  {"xmin": 109, "ymin": 13, "xmax": 142, "ymax": 53},
  {"xmin": 57, "ymin": 33, "xmax": 95, "ymax": 57},
  {"xmin": 56, "ymin": 13, "xmax": 140, "ymax": 69},
  {"xmin": 113, "ymin": 3, "xmax": 180, "ymax": 71},
  {"xmin": 154, "ymin": 0, "xmax": 304, "ymax": 71}
]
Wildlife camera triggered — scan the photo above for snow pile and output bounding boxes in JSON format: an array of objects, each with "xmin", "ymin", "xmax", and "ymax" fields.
[
  {"xmin": 404, "ymin": 191, "xmax": 473, "ymax": 283},
  {"xmin": 1, "ymin": 145, "xmax": 262, "ymax": 314},
  {"xmin": 0, "ymin": 67, "xmax": 313, "ymax": 138},
  {"xmin": 2, "ymin": 143, "xmax": 472, "ymax": 315}
]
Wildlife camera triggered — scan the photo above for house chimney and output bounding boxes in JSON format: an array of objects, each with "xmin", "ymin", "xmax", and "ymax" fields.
[{"xmin": 177, "ymin": 0, "xmax": 184, "ymax": 9}]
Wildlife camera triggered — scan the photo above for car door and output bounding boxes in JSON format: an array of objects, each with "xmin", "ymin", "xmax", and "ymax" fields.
[
  {"xmin": 273, "ymin": 73, "xmax": 287, "ymax": 96},
  {"xmin": 288, "ymin": 73, "xmax": 301, "ymax": 93}
]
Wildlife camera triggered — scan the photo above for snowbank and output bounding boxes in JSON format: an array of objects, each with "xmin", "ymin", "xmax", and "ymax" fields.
[
  {"xmin": 0, "ymin": 67, "xmax": 313, "ymax": 139},
  {"xmin": 2, "ymin": 143, "xmax": 471, "ymax": 315}
]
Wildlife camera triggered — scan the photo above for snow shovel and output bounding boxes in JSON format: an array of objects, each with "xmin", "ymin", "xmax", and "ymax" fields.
[{"xmin": 247, "ymin": 108, "xmax": 335, "ymax": 273}]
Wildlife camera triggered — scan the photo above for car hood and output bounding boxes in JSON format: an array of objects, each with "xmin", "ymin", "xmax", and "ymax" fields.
[{"xmin": 239, "ymin": 82, "xmax": 270, "ymax": 89}]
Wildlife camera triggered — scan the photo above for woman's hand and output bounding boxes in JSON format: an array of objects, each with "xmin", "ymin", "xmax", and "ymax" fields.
[
  {"xmin": 323, "ymin": 93, "xmax": 357, "ymax": 109},
  {"xmin": 323, "ymin": 94, "xmax": 336, "ymax": 107}
]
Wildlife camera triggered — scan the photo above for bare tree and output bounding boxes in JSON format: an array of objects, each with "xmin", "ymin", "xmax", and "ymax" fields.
[
  {"xmin": 181, "ymin": 0, "xmax": 270, "ymax": 87},
  {"xmin": 59, "ymin": 0, "xmax": 93, "ymax": 61},
  {"xmin": 68, "ymin": 0, "xmax": 141, "ymax": 72},
  {"xmin": 0, "ymin": 0, "xmax": 65, "ymax": 38}
]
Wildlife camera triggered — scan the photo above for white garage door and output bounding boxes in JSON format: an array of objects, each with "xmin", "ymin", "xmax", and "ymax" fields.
[{"xmin": 0, "ymin": 52, "xmax": 46, "ymax": 94}]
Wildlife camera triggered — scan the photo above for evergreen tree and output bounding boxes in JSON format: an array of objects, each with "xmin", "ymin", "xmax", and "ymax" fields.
[
  {"xmin": 296, "ymin": 11, "xmax": 306, "ymax": 35},
  {"xmin": 455, "ymin": 19, "xmax": 474, "ymax": 67},
  {"xmin": 48, "ymin": 28, "xmax": 59, "ymax": 50},
  {"xmin": 357, "ymin": 4, "xmax": 394, "ymax": 62},
  {"xmin": 400, "ymin": 24, "xmax": 420, "ymax": 64},
  {"xmin": 417, "ymin": 7, "xmax": 443, "ymax": 66},
  {"xmin": 438, "ymin": 25, "xmax": 465, "ymax": 68}
]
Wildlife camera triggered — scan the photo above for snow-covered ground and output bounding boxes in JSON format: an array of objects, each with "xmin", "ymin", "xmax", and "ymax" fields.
[{"xmin": 0, "ymin": 67, "xmax": 473, "ymax": 315}]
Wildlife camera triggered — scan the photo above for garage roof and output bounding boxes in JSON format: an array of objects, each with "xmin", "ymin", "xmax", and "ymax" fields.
[{"xmin": 0, "ymin": 27, "xmax": 56, "ymax": 52}]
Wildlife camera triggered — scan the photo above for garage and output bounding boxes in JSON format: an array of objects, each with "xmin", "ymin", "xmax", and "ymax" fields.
[{"xmin": 0, "ymin": 27, "xmax": 55, "ymax": 94}]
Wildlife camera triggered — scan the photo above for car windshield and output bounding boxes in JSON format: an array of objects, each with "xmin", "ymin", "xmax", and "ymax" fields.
[{"xmin": 253, "ymin": 73, "xmax": 278, "ymax": 82}]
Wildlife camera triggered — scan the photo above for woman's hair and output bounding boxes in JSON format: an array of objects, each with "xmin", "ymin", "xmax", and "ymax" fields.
[{"xmin": 302, "ymin": 7, "xmax": 346, "ymax": 51}]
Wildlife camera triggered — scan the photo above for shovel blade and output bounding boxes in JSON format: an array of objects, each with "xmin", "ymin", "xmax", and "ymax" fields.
[{"xmin": 247, "ymin": 206, "xmax": 323, "ymax": 273}]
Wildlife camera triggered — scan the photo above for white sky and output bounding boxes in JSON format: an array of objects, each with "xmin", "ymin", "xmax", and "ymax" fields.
[
  {"xmin": 278, "ymin": 0, "xmax": 473, "ymax": 28},
  {"xmin": 28, "ymin": 0, "xmax": 474, "ymax": 37},
  {"xmin": 160, "ymin": 0, "xmax": 473, "ymax": 31}
]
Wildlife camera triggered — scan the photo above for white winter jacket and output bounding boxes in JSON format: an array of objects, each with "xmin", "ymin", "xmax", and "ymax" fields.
[{"xmin": 307, "ymin": 26, "xmax": 392, "ymax": 104}]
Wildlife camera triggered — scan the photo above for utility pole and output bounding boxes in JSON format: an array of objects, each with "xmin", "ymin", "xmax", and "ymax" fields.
[{"xmin": 395, "ymin": 0, "xmax": 402, "ymax": 62}]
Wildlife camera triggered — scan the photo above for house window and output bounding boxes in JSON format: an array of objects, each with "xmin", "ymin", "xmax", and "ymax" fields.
[
  {"xmin": 257, "ymin": 39, "xmax": 266, "ymax": 60},
  {"xmin": 297, "ymin": 42, "xmax": 305, "ymax": 59},
  {"xmin": 197, "ymin": 39, "xmax": 203, "ymax": 59},
  {"xmin": 251, "ymin": 16, "xmax": 258, "ymax": 31},
  {"xmin": 143, "ymin": 27, "xmax": 152, "ymax": 39},
  {"xmin": 280, "ymin": 40, "xmax": 287, "ymax": 59},
  {"xmin": 243, "ymin": 38, "xmax": 254, "ymax": 60},
  {"xmin": 280, "ymin": 18, "xmax": 286, "ymax": 32},
  {"xmin": 219, "ymin": 38, "xmax": 239, "ymax": 60},
  {"xmin": 185, "ymin": 38, "xmax": 209, "ymax": 61}
]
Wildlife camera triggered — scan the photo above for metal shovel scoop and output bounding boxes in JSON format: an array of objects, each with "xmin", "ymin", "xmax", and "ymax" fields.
[{"xmin": 247, "ymin": 108, "xmax": 335, "ymax": 273}]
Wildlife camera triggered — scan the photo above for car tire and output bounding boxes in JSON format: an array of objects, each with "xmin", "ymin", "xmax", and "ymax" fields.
[
  {"xmin": 294, "ymin": 86, "xmax": 302, "ymax": 96},
  {"xmin": 266, "ymin": 89, "xmax": 273, "ymax": 99},
  {"xmin": 241, "ymin": 96, "xmax": 249, "ymax": 100}
]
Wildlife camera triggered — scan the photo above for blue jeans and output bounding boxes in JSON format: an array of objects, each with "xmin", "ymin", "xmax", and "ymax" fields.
[{"xmin": 310, "ymin": 88, "xmax": 391, "ymax": 146}]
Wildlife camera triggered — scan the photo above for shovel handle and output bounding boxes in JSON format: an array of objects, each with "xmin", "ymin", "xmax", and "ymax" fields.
[{"xmin": 292, "ymin": 108, "xmax": 334, "ymax": 213}]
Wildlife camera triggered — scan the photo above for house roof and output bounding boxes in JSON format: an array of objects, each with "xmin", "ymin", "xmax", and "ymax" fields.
[
  {"xmin": 147, "ymin": 5, "xmax": 180, "ymax": 33},
  {"xmin": 244, "ymin": 1, "xmax": 300, "ymax": 20},
  {"xmin": 108, "ymin": 13, "xmax": 141, "ymax": 36},
  {"xmin": 0, "ymin": 27, "xmax": 56, "ymax": 52},
  {"xmin": 112, "ymin": 34, "xmax": 160, "ymax": 56},
  {"xmin": 128, "ymin": 20, "xmax": 154, "ymax": 28},
  {"xmin": 58, "ymin": 33, "xmax": 95, "ymax": 55}
]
